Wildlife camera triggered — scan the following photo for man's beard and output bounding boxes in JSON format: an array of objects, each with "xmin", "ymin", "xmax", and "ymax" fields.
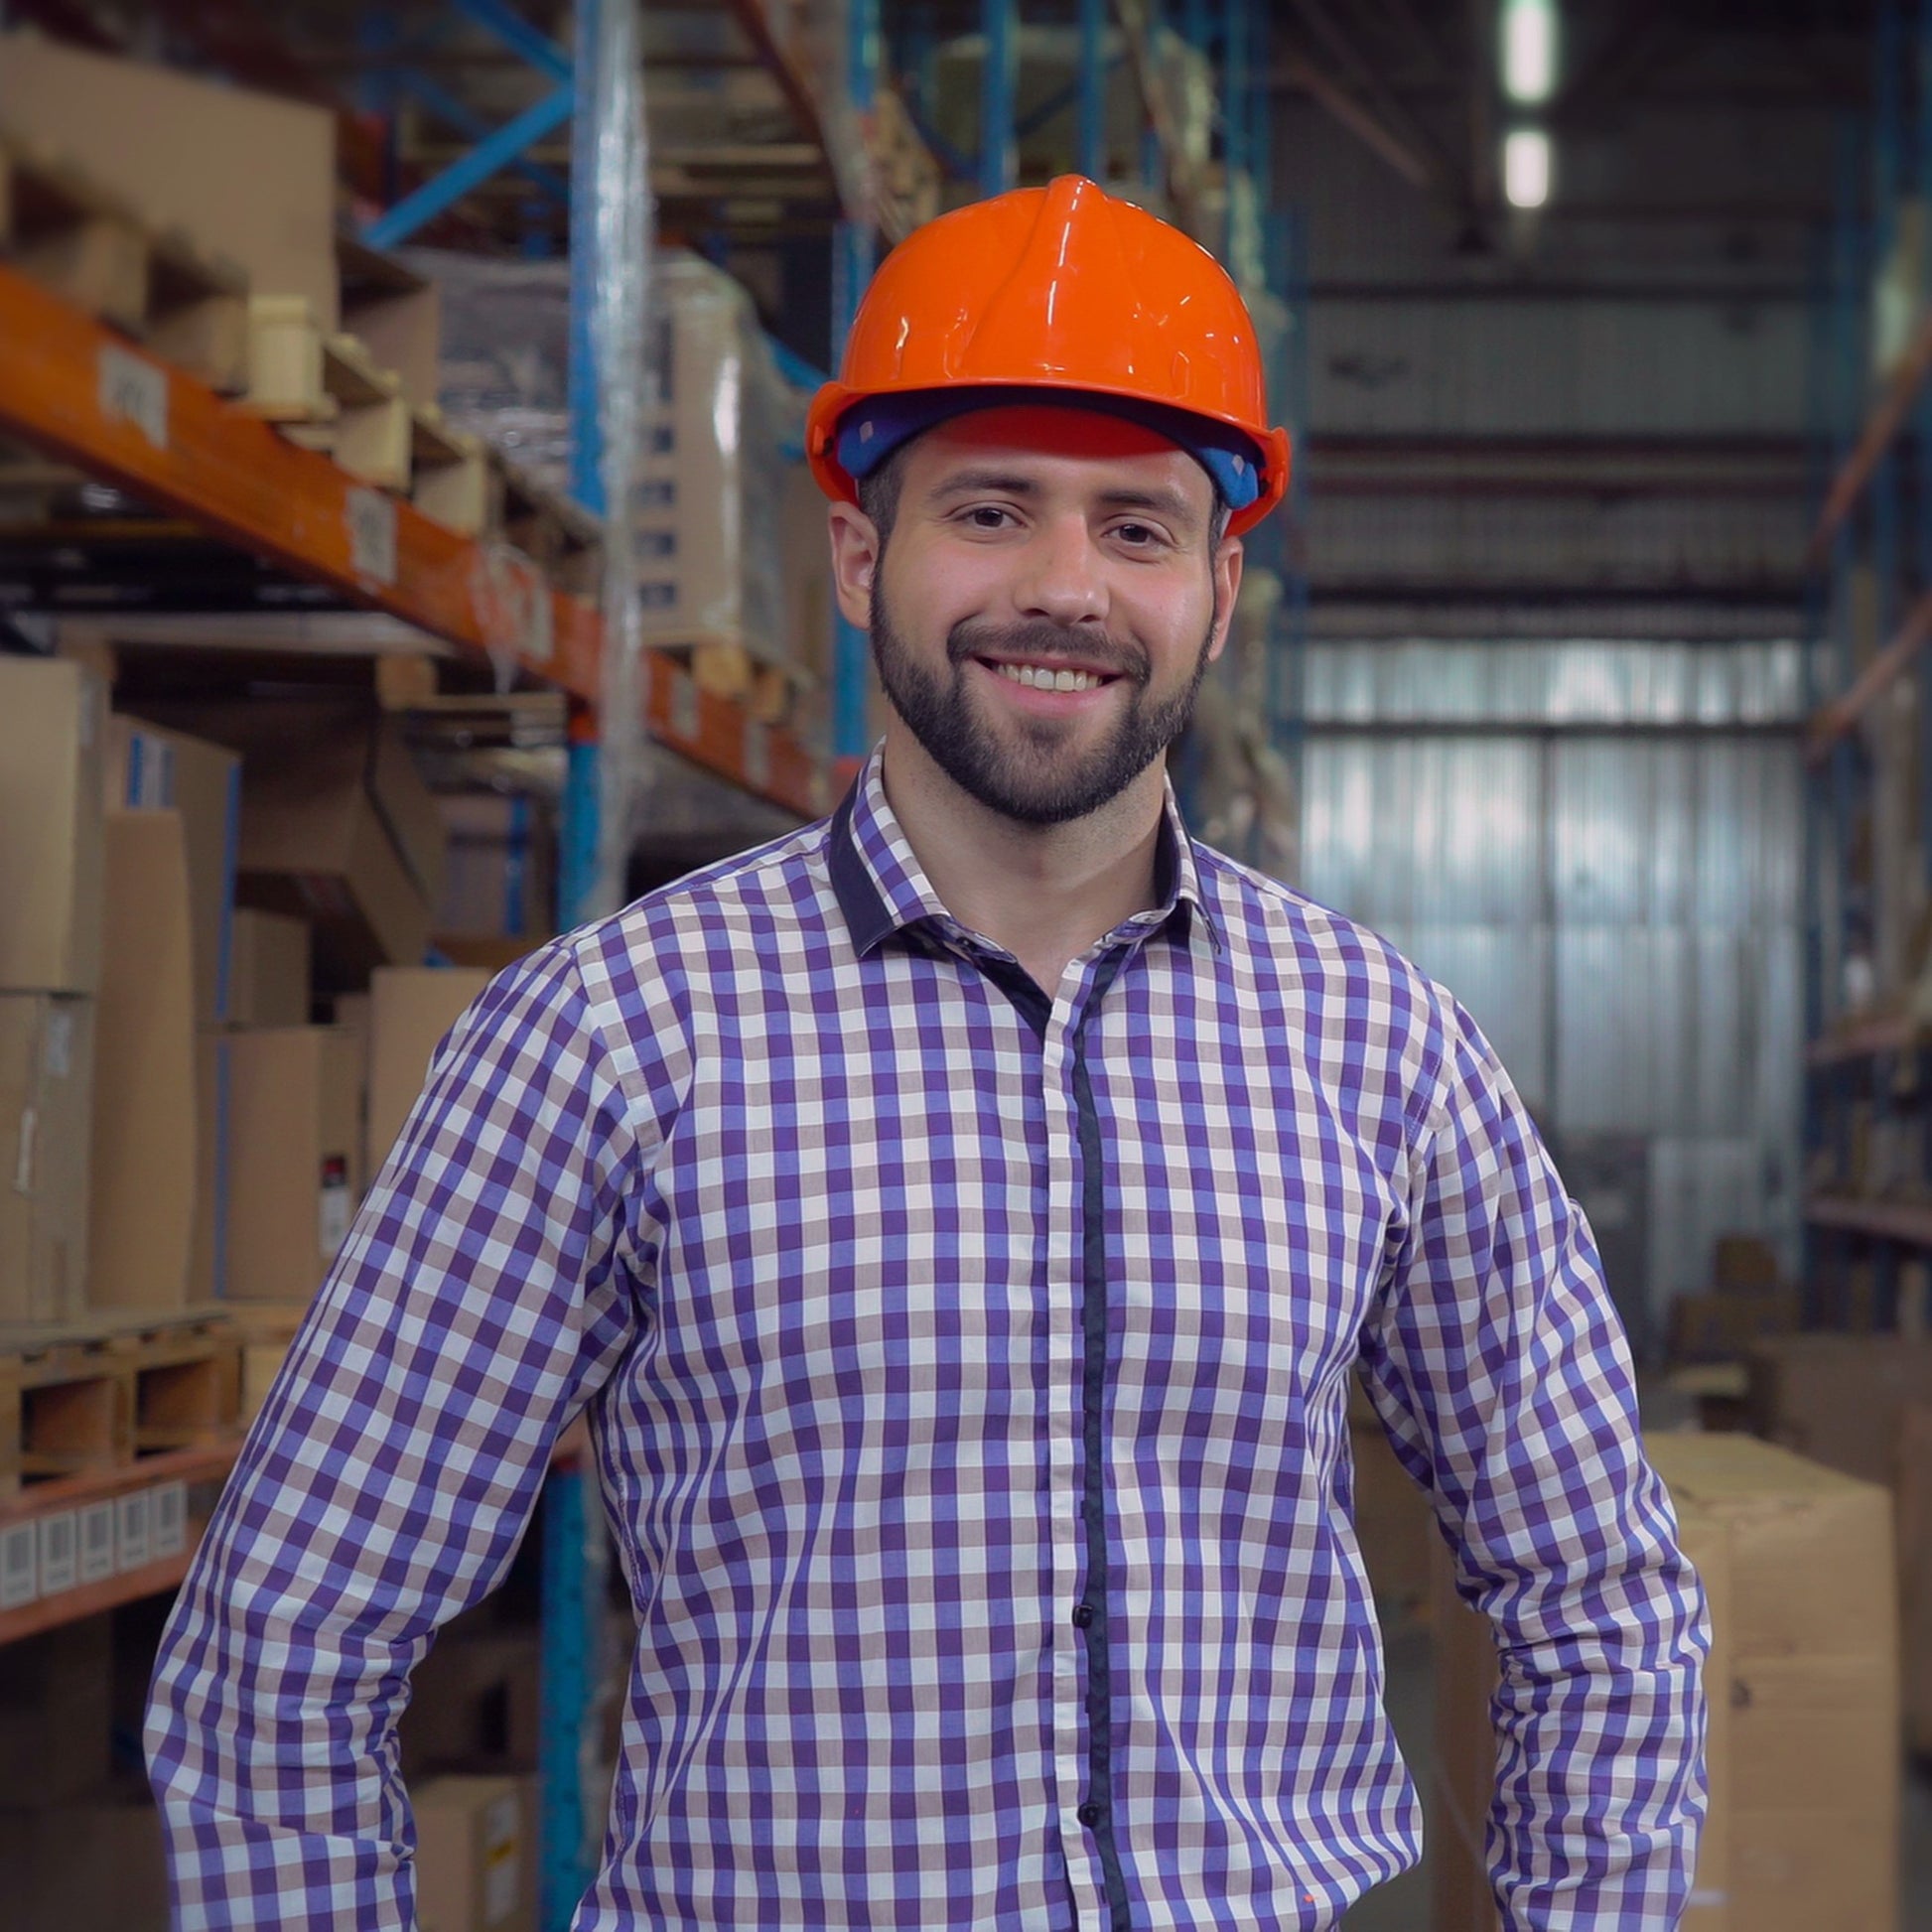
[{"xmin": 869, "ymin": 580, "xmax": 1218, "ymax": 827}]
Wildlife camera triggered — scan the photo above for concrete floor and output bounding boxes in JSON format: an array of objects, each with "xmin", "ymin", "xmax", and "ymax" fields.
[{"xmin": 1340, "ymin": 1613, "xmax": 1932, "ymax": 1930}]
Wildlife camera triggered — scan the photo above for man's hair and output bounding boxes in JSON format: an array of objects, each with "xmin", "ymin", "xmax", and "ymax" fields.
[{"xmin": 855, "ymin": 439, "xmax": 1232, "ymax": 555}]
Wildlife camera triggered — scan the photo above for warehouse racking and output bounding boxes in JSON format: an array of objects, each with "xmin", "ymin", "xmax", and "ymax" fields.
[
  {"xmin": 1801, "ymin": 0, "xmax": 1932, "ymax": 1324},
  {"xmin": 0, "ymin": 5, "xmax": 1308, "ymax": 1927}
]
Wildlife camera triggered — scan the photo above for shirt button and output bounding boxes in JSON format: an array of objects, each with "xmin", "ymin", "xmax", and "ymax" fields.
[
  {"xmin": 1077, "ymin": 1802, "xmax": 1102, "ymax": 1829},
  {"xmin": 1072, "ymin": 1602, "xmax": 1094, "ymax": 1628}
]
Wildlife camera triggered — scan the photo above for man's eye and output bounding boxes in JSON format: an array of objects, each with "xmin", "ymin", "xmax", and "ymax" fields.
[
  {"xmin": 966, "ymin": 505, "xmax": 1013, "ymax": 529},
  {"xmin": 1114, "ymin": 522, "xmax": 1160, "ymax": 546}
]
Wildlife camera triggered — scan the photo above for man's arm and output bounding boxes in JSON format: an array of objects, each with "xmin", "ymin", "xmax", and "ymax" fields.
[
  {"xmin": 145, "ymin": 943, "xmax": 642, "ymax": 1929},
  {"xmin": 1356, "ymin": 993, "xmax": 1710, "ymax": 1929}
]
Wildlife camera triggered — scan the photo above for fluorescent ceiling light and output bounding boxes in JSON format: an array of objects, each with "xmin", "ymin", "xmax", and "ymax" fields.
[
  {"xmin": 1502, "ymin": 0, "xmax": 1558, "ymax": 105},
  {"xmin": 1503, "ymin": 129, "xmax": 1552, "ymax": 208}
]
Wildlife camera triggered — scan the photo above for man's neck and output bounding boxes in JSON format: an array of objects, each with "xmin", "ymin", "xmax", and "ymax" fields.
[{"xmin": 878, "ymin": 727, "xmax": 1168, "ymax": 995}]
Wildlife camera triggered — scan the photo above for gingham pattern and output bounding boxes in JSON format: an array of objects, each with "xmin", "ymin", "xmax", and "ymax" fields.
[{"xmin": 146, "ymin": 749, "xmax": 1708, "ymax": 1931}]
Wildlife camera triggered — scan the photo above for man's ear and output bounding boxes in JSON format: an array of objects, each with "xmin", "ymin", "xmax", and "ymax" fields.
[
  {"xmin": 1205, "ymin": 537, "xmax": 1244, "ymax": 665},
  {"xmin": 829, "ymin": 502, "xmax": 881, "ymax": 630}
]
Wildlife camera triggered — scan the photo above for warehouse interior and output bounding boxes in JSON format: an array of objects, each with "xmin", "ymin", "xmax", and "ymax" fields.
[{"xmin": 0, "ymin": 0, "xmax": 1929, "ymax": 1925}]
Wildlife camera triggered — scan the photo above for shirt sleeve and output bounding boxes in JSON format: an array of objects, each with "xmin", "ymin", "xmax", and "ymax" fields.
[
  {"xmin": 1355, "ymin": 992, "xmax": 1711, "ymax": 1931},
  {"xmin": 144, "ymin": 942, "xmax": 642, "ymax": 1930}
]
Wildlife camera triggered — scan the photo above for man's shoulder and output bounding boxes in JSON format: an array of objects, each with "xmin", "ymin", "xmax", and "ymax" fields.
[
  {"xmin": 569, "ymin": 816, "xmax": 833, "ymax": 951},
  {"xmin": 1191, "ymin": 840, "xmax": 1449, "ymax": 1010}
]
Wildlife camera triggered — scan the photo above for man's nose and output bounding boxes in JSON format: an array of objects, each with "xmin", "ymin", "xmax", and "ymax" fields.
[{"xmin": 1013, "ymin": 514, "xmax": 1108, "ymax": 628}]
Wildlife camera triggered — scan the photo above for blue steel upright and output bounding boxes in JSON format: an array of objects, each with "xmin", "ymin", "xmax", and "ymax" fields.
[{"xmin": 832, "ymin": 0, "xmax": 884, "ymax": 761}]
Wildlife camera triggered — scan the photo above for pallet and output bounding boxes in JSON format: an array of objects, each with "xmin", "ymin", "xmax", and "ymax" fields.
[
  {"xmin": 653, "ymin": 634, "xmax": 819, "ymax": 727},
  {"xmin": 492, "ymin": 453, "xmax": 603, "ymax": 600},
  {"xmin": 411, "ymin": 406, "xmax": 490, "ymax": 535},
  {"xmin": 243, "ymin": 297, "xmax": 414, "ymax": 491},
  {"xmin": 0, "ymin": 1307, "xmax": 242, "ymax": 1496},
  {"xmin": 221, "ymin": 1301, "xmax": 314, "ymax": 1425},
  {"xmin": 0, "ymin": 132, "xmax": 249, "ymax": 390}
]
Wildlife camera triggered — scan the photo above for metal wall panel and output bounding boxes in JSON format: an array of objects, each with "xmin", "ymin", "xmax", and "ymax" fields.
[
  {"xmin": 1298, "ymin": 641, "xmax": 1803, "ymax": 1337},
  {"xmin": 1310, "ymin": 299, "xmax": 1809, "ymax": 437}
]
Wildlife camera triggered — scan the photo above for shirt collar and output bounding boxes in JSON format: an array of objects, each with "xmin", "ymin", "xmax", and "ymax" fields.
[{"xmin": 827, "ymin": 746, "xmax": 1220, "ymax": 959}]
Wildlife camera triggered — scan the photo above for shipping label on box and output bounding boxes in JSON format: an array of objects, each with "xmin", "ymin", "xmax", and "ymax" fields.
[
  {"xmin": 37, "ymin": 1509, "xmax": 77, "ymax": 1596},
  {"xmin": 0, "ymin": 1521, "xmax": 37, "ymax": 1609},
  {"xmin": 152, "ymin": 1480, "xmax": 187, "ymax": 1560},
  {"xmin": 77, "ymin": 1499, "xmax": 115, "ymax": 1583},
  {"xmin": 116, "ymin": 1487, "xmax": 150, "ymax": 1571}
]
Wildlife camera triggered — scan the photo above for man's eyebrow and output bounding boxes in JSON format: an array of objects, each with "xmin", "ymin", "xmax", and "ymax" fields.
[
  {"xmin": 926, "ymin": 468, "xmax": 1041, "ymax": 498},
  {"xmin": 925, "ymin": 470, "xmax": 1203, "ymax": 528},
  {"xmin": 1094, "ymin": 483, "xmax": 1200, "ymax": 525}
]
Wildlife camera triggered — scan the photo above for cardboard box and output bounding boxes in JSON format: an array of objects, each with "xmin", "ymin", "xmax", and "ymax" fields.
[
  {"xmin": 0, "ymin": 994, "xmax": 94, "ymax": 1324},
  {"xmin": 1712, "ymin": 1234, "xmax": 1781, "ymax": 1293},
  {"xmin": 1431, "ymin": 1433, "xmax": 1897, "ymax": 1932},
  {"xmin": 88, "ymin": 811, "xmax": 197, "ymax": 1312},
  {"xmin": 223, "ymin": 1028, "xmax": 362, "ymax": 1303},
  {"xmin": 1899, "ymin": 1403, "xmax": 1932, "ymax": 1755},
  {"xmin": 635, "ymin": 253, "xmax": 800, "ymax": 664},
  {"xmin": 189, "ymin": 1030, "xmax": 230, "ymax": 1303},
  {"xmin": 0, "ymin": 34, "xmax": 340, "ymax": 330},
  {"xmin": 367, "ymin": 967, "xmax": 488, "ymax": 1176},
  {"xmin": 0, "ymin": 656, "xmax": 104, "ymax": 995},
  {"xmin": 143, "ymin": 702, "xmax": 445, "ymax": 988},
  {"xmin": 435, "ymin": 794, "xmax": 554, "ymax": 940},
  {"xmin": 234, "ymin": 719, "xmax": 435, "ymax": 987},
  {"xmin": 105, "ymin": 717, "xmax": 241, "ymax": 1027},
  {"xmin": 1346, "ymin": 1382, "xmax": 1435, "ymax": 1614},
  {"xmin": 411, "ymin": 1774, "xmax": 538, "ymax": 1932},
  {"xmin": 1745, "ymin": 1331, "xmax": 1932, "ymax": 1486},
  {"xmin": 1667, "ymin": 1288, "xmax": 1799, "ymax": 1364},
  {"xmin": 227, "ymin": 907, "xmax": 312, "ymax": 1029}
]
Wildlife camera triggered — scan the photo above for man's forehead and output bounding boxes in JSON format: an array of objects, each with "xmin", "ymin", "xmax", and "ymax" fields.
[{"xmin": 907, "ymin": 405, "xmax": 1213, "ymax": 511}]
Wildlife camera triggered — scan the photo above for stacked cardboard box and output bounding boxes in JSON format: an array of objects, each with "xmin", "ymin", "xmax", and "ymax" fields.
[
  {"xmin": 366, "ymin": 967, "xmax": 489, "ymax": 1178},
  {"xmin": 92, "ymin": 716, "xmax": 246, "ymax": 1311},
  {"xmin": 1667, "ymin": 1233, "xmax": 1799, "ymax": 1365},
  {"xmin": 1346, "ymin": 1380, "xmax": 1435, "ymax": 1616},
  {"xmin": 1431, "ymin": 1433, "xmax": 1898, "ymax": 1932},
  {"xmin": 0, "ymin": 657, "xmax": 105, "ymax": 1324},
  {"xmin": 1744, "ymin": 1331, "xmax": 1932, "ymax": 1486},
  {"xmin": 411, "ymin": 1774, "xmax": 539, "ymax": 1932},
  {"xmin": 229, "ymin": 967, "xmax": 489, "ymax": 1414},
  {"xmin": 434, "ymin": 795, "xmax": 555, "ymax": 950}
]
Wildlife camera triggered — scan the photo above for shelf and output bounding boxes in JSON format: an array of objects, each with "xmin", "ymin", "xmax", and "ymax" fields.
[
  {"xmin": 1807, "ymin": 1012, "xmax": 1925, "ymax": 1065},
  {"xmin": 1804, "ymin": 583, "xmax": 1932, "ymax": 761},
  {"xmin": 1806, "ymin": 310, "xmax": 1932, "ymax": 570},
  {"xmin": 0, "ymin": 262, "xmax": 828, "ymax": 820},
  {"xmin": 0, "ymin": 1413, "xmax": 596, "ymax": 1646},
  {"xmin": 0, "ymin": 1441, "xmax": 239, "ymax": 1647},
  {"xmin": 1806, "ymin": 1193, "xmax": 1932, "ymax": 1245}
]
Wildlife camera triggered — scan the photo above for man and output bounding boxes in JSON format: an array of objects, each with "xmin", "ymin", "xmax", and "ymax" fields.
[{"xmin": 148, "ymin": 177, "xmax": 1707, "ymax": 1929}]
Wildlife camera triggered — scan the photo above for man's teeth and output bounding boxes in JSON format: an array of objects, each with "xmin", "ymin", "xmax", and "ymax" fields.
[{"xmin": 995, "ymin": 662, "xmax": 1104, "ymax": 692}]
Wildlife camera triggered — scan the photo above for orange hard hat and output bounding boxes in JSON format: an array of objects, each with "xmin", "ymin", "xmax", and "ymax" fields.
[{"xmin": 806, "ymin": 175, "xmax": 1291, "ymax": 537}]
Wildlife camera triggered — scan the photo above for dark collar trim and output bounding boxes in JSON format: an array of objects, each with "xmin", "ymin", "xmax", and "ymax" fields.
[{"xmin": 827, "ymin": 779, "xmax": 899, "ymax": 957}]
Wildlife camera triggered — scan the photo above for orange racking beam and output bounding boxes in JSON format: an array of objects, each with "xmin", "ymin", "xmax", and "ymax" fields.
[{"xmin": 0, "ymin": 263, "xmax": 827, "ymax": 819}]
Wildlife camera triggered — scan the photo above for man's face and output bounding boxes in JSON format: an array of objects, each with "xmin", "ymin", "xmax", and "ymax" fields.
[{"xmin": 848, "ymin": 408, "xmax": 1241, "ymax": 827}]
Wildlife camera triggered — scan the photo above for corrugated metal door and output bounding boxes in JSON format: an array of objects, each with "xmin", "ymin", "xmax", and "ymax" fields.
[{"xmin": 1298, "ymin": 643, "xmax": 1803, "ymax": 1354}]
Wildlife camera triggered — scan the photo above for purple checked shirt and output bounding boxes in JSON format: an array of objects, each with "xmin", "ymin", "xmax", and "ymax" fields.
[{"xmin": 147, "ymin": 749, "xmax": 1707, "ymax": 1930}]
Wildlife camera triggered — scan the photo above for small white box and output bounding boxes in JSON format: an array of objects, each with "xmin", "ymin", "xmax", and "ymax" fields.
[
  {"xmin": 37, "ymin": 1509, "xmax": 76, "ymax": 1595},
  {"xmin": 151, "ymin": 1481, "xmax": 187, "ymax": 1559},
  {"xmin": 0, "ymin": 1520, "xmax": 38, "ymax": 1609},
  {"xmin": 77, "ymin": 1500, "xmax": 115, "ymax": 1583},
  {"xmin": 116, "ymin": 1488, "xmax": 150, "ymax": 1571}
]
